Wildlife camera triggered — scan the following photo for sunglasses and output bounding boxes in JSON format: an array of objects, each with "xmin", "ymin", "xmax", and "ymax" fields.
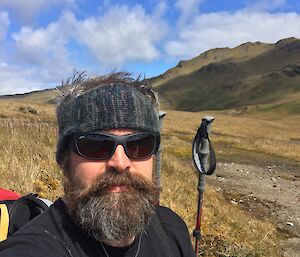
[{"xmin": 70, "ymin": 132, "xmax": 160, "ymax": 160}]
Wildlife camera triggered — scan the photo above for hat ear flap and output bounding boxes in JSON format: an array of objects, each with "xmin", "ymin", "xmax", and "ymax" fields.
[
  {"xmin": 158, "ymin": 111, "xmax": 166, "ymax": 129},
  {"xmin": 155, "ymin": 111, "xmax": 166, "ymax": 186}
]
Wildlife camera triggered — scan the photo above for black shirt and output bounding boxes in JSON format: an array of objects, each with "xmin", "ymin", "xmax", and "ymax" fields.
[{"xmin": 0, "ymin": 199, "xmax": 196, "ymax": 257}]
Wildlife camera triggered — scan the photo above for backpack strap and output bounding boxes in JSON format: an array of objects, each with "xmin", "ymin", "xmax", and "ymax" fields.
[
  {"xmin": 0, "ymin": 204, "xmax": 9, "ymax": 241},
  {"xmin": 6, "ymin": 194, "xmax": 51, "ymax": 237},
  {"xmin": 20, "ymin": 193, "xmax": 50, "ymax": 218}
]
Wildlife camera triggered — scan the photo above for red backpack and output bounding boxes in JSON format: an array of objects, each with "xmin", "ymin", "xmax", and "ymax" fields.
[{"xmin": 0, "ymin": 188, "xmax": 21, "ymax": 201}]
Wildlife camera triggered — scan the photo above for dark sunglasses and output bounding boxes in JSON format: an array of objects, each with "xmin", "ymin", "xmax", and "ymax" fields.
[{"xmin": 70, "ymin": 132, "xmax": 160, "ymax": 160}]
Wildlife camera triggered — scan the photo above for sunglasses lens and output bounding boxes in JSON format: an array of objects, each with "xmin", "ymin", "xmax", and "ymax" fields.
[
  {"xmin": 126, "ymin": 133, "xmax": 156, "ymax": 159},
  {"xmin": 76, "ymin": 134, "xmax": 114, "ymax": 159},
  {"xmin": 74, "ymin": 133, "xmax": 157, "ymax": 160}
]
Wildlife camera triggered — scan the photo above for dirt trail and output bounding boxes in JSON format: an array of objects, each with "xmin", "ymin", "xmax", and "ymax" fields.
[{"xmin": 207, "ymin": 161, "xmax": 300, "ymax": 257}]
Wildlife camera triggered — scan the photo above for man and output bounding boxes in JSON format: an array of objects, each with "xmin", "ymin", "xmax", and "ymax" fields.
[{"xmin": 0, "ymin": 72, "xmax": 196, "ymax": 257}]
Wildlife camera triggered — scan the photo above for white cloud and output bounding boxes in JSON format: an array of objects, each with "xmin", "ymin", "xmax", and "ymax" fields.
[
  {"xmin": 11, "ymin": 4, "xmax": 167, "ymax": 74},
  {"xmin": 2, "ymin": 4, "xmax": 168, "ymax": 94},
  {"xmin": 0, "ymin": 11, "xmax": 10, "ymax": 41},
  {"xmin": 12, "ymin": 11, "xmax": 77, "ymax": 82},
  {"xmin": 75, "ymin": 5, "xmax": 167, "ymax": 65},
  {"xmin": 0, "ymin": 62, "xmax": 8, "ymax": 67},
  {"xmin": 175, "ymin": 0, "xmax": 204, "ymax": 26},
  {"xmin": 164, "ymin": 11, "xmax": 300, "ymax": 59},
  {"xmin": 0, "ymin": 0, "xmax": 74, "ymax": 24},
  {"xmin": 0, "ymin": 65, "xmax": 44, "ymax": 95}
]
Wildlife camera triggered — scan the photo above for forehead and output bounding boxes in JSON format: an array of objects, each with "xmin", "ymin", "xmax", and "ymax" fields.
[{"xmin": 103, "ymin": 128, "xmax": 136, "ymax": 136}]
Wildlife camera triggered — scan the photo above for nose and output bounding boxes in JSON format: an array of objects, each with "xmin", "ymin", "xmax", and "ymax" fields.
[{"xmin": 106, "ymin": 144, "xmax": 131, "ymax": 173}]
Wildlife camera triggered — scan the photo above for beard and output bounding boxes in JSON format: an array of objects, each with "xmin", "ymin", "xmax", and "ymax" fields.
[{"xmin": 64, "ymin": 170, "xmax": 161, "ymax": 243}]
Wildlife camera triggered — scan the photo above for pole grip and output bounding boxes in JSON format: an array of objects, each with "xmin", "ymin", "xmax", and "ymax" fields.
[{"xmin": 197, "ymin": 173, "xmax": 206, "ymax": 193}]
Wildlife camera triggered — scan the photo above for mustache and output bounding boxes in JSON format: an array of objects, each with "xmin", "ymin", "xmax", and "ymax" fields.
[{"xmin": 76, "ymin": 169, "xmax": 161, "ymax": 202}]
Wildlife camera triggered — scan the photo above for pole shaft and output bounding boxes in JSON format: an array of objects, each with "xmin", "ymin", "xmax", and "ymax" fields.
[{"xmin": 194, "ymin": 174, "xmax": 206, "ymax": 255}]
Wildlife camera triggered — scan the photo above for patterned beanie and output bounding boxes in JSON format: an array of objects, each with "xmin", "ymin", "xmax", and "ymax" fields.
[{"xmin": 56, "ymin": 83, "xmax": 160, "ymax": 166}]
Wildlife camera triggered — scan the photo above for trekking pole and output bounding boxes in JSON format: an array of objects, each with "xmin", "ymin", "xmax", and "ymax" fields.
[{"xmin": 192, "ymin": 116, "xmax": 217, "ymax": 256}]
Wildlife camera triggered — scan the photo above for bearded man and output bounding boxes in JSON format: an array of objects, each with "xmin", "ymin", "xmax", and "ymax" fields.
[{"xmin": 0, "ymin": 72, "xmax": 196, "ymax": 257}]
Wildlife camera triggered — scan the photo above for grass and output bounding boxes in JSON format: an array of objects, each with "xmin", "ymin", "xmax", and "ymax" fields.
[
  {"xmin": 0, "ymin": 118, "xmax": 63, "ymax": 199},
  {"xmin": 1, "ymin": 100, "xmax": 298, "ymax": 256},
  {"xmin": 254, "ymin": 101, "xmax": 300, "ymax": 115},
  {"xmin": 163, "ymin": 110, "xmax": 300, "ymax": 162},
  {"xmin": 0, "ymin": 101, "xmax": 61, "ymax": 198},
  {"xmin": 0, "ymin": 99, "xmax": 56, "ymax": 122}
]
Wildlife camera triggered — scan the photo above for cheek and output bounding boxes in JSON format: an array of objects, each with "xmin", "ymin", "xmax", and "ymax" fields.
[
  {"xmin": 132, "ymin": 157, "xmax": 154, "ymax": 182},
  {"xmin": 69, "ymin": 152, "xmax": 106, "ymax": 188}
]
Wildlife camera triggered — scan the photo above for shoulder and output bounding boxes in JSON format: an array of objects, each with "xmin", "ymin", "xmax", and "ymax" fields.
[
  {"xmin": 0, "ymin": 228, "xmax": 71, "ymax": 257},
  {"xmin": 153, "ymin": 206, "xmax": 196, "ymax": 257},
  {"xmin": 154, "ymin": 205, "xmax": 191, "ymax": 242},
  {"xmin": 155, "ymin": 205, "xmax": 189, "ymax": 231}
]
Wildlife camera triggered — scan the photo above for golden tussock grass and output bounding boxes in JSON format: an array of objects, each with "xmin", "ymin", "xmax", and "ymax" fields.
[
  {"xmin": 1, "ymin": 101, "xmax": 297, "ymax": 256},
  {"xmin": 0, "ymin": 101, "xmax": 62, "ymax": 199},
  {"xmin": 0, "ymin": 99, "xmax": 55, "ymax": 122},
  {"xmin": 164, "ymin": 110, "xmax": 300, "ymax": 162},
  {"xmin": 0, "ymin": 118, "xmax": 63, "ymax": 199}
]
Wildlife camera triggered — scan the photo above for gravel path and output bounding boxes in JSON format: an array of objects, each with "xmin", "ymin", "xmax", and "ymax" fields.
[{"xmin": 207, "ymin": 161, "xmax": 300, "ymax": 257}]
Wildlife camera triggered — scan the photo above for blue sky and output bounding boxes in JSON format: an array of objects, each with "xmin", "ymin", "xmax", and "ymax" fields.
[{"xmin": 1, "ymin": 0, "xmax": 300, "ymax": 95}]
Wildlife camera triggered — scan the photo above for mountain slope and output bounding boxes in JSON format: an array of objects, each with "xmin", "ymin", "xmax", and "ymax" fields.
[
  {"xmin": 0, "ymin": 88, "xmax": 59, "ymax": 104},
  {"xmin": 151, "ymin": 37, "xmax": 300, "ymax": 112}
]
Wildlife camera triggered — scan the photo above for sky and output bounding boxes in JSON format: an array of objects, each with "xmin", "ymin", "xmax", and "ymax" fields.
[{"xmin": 1, "ymin": 0, "xmax": 300, "ymax": 95}]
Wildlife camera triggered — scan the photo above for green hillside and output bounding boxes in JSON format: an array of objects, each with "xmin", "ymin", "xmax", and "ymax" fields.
[
  {"xmin": 150, "ymin": 37, "xmax": 300, "ymax": 112},
  {"xmin": 0, "ymin": 88, "xmax": 59, "ymax": 104}
]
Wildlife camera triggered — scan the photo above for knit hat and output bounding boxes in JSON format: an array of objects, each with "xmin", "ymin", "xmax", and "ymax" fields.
[{"xmin": 56, "ymin": 83, "xmax": 160, "ymax": 165}]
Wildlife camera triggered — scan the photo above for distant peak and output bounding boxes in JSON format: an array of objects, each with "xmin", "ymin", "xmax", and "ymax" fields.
[
  {"xmin": 176, "ymin": 60, "xmax": 186, "ymax": 68},
  {"xmin": 275, "ymin": 37, "xmax": 300, "ymax": 52},
  {"xmin": 234, "ymin": 40, "xmax": 269, "ymax": 50},
  {"xmin": 276, "ymin": 37, "xmax": 298, "ymax": 44}
]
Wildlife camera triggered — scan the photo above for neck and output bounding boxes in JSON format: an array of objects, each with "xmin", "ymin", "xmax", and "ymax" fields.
[{"xmin": 103, "ymin": 237, "xmax": 135, "ymax": 247}]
